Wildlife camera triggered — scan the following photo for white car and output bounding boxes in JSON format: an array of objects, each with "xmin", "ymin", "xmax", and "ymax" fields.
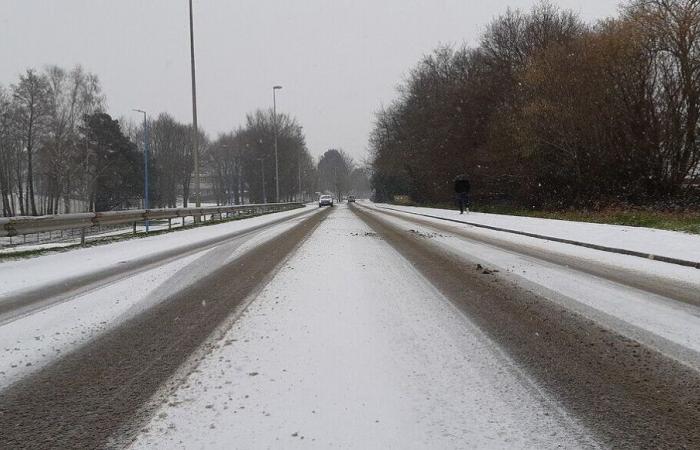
[{"xmin": 318, "ymin": 195, "xmax": 334, "ymax": 207}]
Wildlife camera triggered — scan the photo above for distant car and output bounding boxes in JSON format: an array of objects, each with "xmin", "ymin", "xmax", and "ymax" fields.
[
  {"xmin": 347, "ymin": 195, "xmax": 355, "ymax": 203},
  {"xmin": 319, "ymin": 195, "xmax": 334, "ymax": 207}
]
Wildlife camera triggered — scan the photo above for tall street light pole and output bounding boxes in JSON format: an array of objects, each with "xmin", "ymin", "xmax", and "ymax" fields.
[
  {"xmin": 273, "ymin": 85, "xmax": 282, "ymax": 203},
  {"xmin": 133, "ymin": 109, "xmax": 149, "ymax": 232},
  {"xmin": 189, "ymin": 0, "xmax": 201, "ymax": 210}
]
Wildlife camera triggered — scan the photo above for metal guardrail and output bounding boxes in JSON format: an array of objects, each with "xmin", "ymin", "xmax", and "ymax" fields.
[{"xmin": 0, "ymin": 203, "xmax": 303, "ymax": 240}]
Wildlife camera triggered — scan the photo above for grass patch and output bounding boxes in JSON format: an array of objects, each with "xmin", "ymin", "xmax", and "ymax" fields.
[
  {"xmin": 469, "ymin": 206, "xmax": 700, "ymax": 234},
  {"xmin": 537, "ymin": 210, "xmax": 699, "ymax": 234}
]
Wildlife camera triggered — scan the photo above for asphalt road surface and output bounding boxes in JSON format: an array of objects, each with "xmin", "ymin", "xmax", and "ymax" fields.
[{"xmin": 0, "ymin": 203, "xmax": 698, "ymax": 449}]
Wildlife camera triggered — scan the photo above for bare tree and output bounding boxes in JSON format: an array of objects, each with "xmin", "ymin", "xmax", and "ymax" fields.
[
  {"xmin": 318, "ymin": 149, "xmax": 354, "ymax": 200},
  {"xmin": 11, "ymin": 69, "xmax": 52, "ymax": 216},
  {"xmin": 42, "ymin": 65, "xmax": 104, "ymax": 213},
  {"xmin": 208, "ymin": 131, "xmax": 246, "ymax": 205},
  {"xmin": 0, "ymin": 86, "xmax": 19, "ymax": 216},
  {"xmin": 234, "ymin": 109, "xmax": 313, "ymax": 203},
  {"xmin": 370, "ymin": 0, "xmax": 700, "ymax": 209},
  {"xmin": 626, "ymin": 0, "xmax": 700, "ymax": 194}
]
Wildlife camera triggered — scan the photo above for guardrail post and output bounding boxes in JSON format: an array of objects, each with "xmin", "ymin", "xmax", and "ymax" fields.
[
  {"xmin": 80, "ymin": 228, "xmax": 86, "ymax": 246},
  {"xmin": 168, "ymin": 218, "xmax": 172, "ymax": 230},
  {"xmin": 133, "ymin": 222, "xmax": 137, "ymax": 235}
]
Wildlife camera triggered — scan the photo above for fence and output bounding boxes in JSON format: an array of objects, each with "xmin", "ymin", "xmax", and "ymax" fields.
[{"xmin": 0, "ymin": 203, "xmax": 303, "ymax": 245}]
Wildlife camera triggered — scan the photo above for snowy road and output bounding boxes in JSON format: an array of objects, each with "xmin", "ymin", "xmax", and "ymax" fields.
[
  {"xmin": 130, "ymin": 205, "xmax": 594, "ymax": 449},
  {"xmin": 1, "ymin": 203, "xmax": 699, "ymax": 449}
]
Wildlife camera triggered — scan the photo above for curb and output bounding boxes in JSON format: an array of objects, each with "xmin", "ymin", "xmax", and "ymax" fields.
[{"xmin": 375, "ymin": 205, "xmax": 700, "ymax": 270}]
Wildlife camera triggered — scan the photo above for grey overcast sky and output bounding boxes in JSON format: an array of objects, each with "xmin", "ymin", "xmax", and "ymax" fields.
[{"xmin": 1, "ymin": 1, "xmax": 619, "ymax": 161}]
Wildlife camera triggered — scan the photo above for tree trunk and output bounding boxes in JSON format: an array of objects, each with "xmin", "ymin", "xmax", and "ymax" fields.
[
  {"xmin": 1, "ymin": 190, "xmax": 10, "ymax": 217},
  {"xmin": 16, "ymin": 161, "xmax": 25, "ymax": 216},
  {"xmin": 182, "ymin": 181, "xmax": 190, "ymax": 207},
  {"xmin": 63, "ymin": 174, "xmax": 71, "ymax": 213},
  {"xmin": 26, "ymin": 109, "xmax": 38, "ymax": 216}
]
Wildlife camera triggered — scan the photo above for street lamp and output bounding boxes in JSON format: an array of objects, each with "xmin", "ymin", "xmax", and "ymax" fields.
[
  {"xmin": 133, "ymin": 109, "xmax": 150, "ymax": 232},
  {"xmin": 189, "ymin": 0, "xmax": 201, "ymax": 210},
  {"xmin": 273, "ymin": 85, "xmax": 282, "ymax": 203}
]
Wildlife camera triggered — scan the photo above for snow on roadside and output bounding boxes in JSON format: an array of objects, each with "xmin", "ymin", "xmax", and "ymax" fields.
[
  {"xmin": 0, "ymin": 207, "xmax": 312, "ymax": 298},
  {"xmin": 0, "ymin": 214, "xmax": 224, "ymax": 254},
  {"xmin": 0, "ymin": 242, "xmax": 74, "ymax": 254},
  {"xmin": 365, "ymin": 203, "xmax": 700, "ymax": 287},
  {"xmin": 376, "ymin": 203, "xmax": 700, "ymax": 263},
  {"xmin": 0, "ymin": 250, "xmax": 206, "ymax": 390},
  {"xmin": 369, "ymin": 208, "xmax": 700, "ymax": 370},
  {"xmin": 130, "ymin": 206, "xmax": 596, "ymax": 450},
  {"xmin": 0, "ymin": 211, "xmax": 314, "ymax": 391}
]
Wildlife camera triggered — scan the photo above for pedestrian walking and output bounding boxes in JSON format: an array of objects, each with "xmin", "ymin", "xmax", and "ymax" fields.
[{"xmin": 454, "ymin": 174, "xmax": 470, "ymax": 214}]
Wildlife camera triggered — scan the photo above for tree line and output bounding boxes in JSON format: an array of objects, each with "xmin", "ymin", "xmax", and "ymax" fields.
[
  {"xmin": 369, "ymin": 0, "xmax": 700, "ymax": 210},
  {"xmin": 208, "ymin": 121, "xmax": 370, "ymax": 206},
  {"xmin": 0, "ymin": 64, "xmax": 372, "ymax": 216},
  {"xmin": 0, "ymin": 66, "xmax": 109, "ymax": 215},
  {"xmin": 207, "ymin": 110, "xmax": 316, "ymax": 205},
  {"xmin": 317, "ymin": 148, "xmax": 371, "ymax": 200}
]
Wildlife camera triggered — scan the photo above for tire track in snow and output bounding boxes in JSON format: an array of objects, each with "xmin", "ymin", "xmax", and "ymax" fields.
[
  {"xmin": 0, "ymin": 208, "xmax": 329, "ymax": 450},
  {"xmin": 352, "ymin": 203, "xmax": 700, "ymax": 449},
  {"xmin": 0, "ymin": 207, "xmax": 316, "ymax": 325}
]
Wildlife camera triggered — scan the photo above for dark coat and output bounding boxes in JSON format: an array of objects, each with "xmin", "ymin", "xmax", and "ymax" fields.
[{"xmin": 454, "ymin": 178, "xmax": 470, "ymax": 194}]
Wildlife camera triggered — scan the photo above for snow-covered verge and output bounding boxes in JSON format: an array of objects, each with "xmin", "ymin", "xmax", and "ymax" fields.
[
  {"xmin": 0, "ymin": 207, "xmax": 310, "ymax": 297},
  {"xmin": 374, "ymin": 203, "xmax": 700, "ymax": 263},
  {"xmin": 129, "ymin": 207, "xmax": 595, "ymax": 449},
  {"xmin": 0, "ymin": 213, "xmax": 221, "ymax": 255},
  {"xmin": 0, "ymin": 212, "xmax": 311, "ymax": 390},
  {"xmin": 367, "ymin": 206, "xmax": 700, "ymax": 370},
  {"xmin": 0, "ymin": 250, "xmax": 205, "ymax": 389}
]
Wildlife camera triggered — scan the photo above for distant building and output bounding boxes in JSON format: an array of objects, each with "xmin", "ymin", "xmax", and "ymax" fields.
[{"xmin": 185, "ymin": 167, "xmax": 216, "ymax": 205}]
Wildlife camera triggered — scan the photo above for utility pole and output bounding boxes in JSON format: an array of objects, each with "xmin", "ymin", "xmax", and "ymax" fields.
[
  {"xmin": 298, "ymin": 148, "xmax": 302, "ymax": 202},
  {"xmin": 189, "ymin": 0, "xmax": 201, "ymax": 210},
  {"xmin": 272, "ymin": 85, "xmax": 282, "ymax": 203},
  {"xmin": 133, "ymin": 109, "xmax": 149, "ymax": 232}
]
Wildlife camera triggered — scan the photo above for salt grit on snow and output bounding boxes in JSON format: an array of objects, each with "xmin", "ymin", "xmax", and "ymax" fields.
[
  {"xmin": 365, "ymin": 204, "xmax": 700, "ymax": 369},
  {"xmin": 130, "ymin": 207, "xmax": 596, "ymax": 449},
  {"xmin": 0, "ymin": 209, "xmax": 315, "ymax": 390},
  {"xmin": 376, "ymin": 203, "xmax": 700, "ymax": 264}
]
